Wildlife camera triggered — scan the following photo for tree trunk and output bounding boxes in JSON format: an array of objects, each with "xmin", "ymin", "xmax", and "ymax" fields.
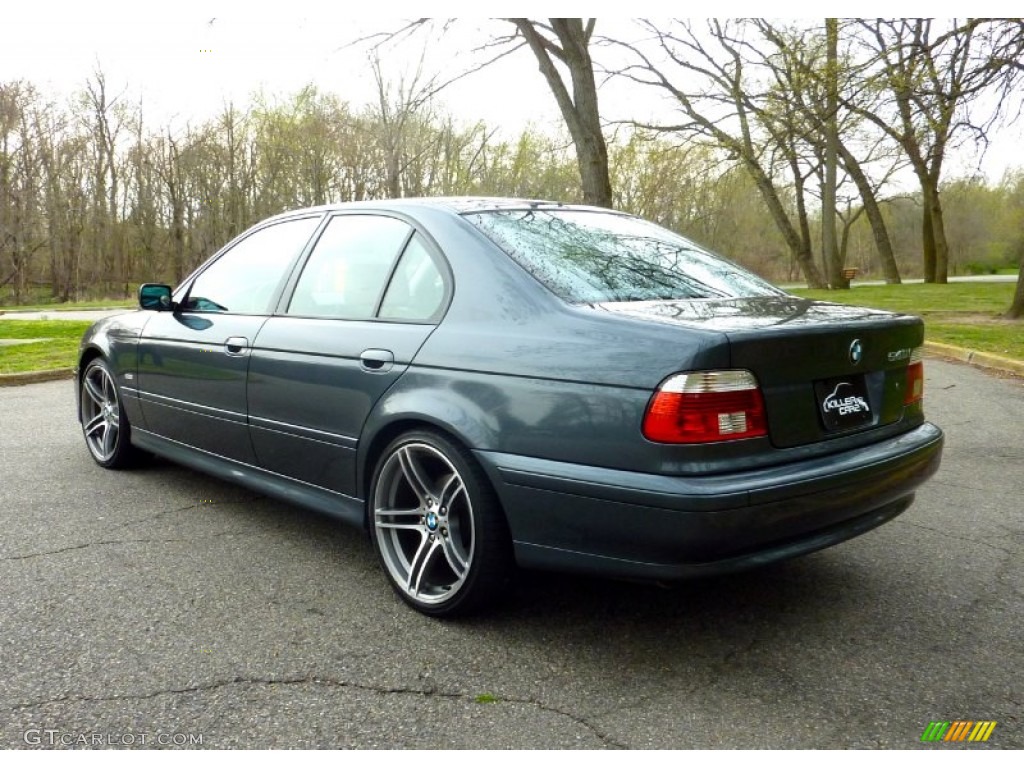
[
  {"xmin": 1007, "ymin": 258, "xmax": 1024, "ymax": 319},
  {"xmin": 514, "ymin": 19, "xmax": 613, "ymax": 208},
  {"xmin": 822, "ymin": 18, "xmax": 845, "ymax": 289},
  {"xmin": 744, "ymin": 159, "xmax": 825, "ymax": 288},
  {"xmin": 921, "ymin": 193, "xmax": 936, "ymax": 283},
  {"xmin": 929, "ymin": 191, "xmax": 950, "ymax": 284},
  {"xmin": 837, "ymin": 144, "xmax": 900, "ymax": 283},
  {"xmin": 575, "ymin": 129, "xmax": 611, "ymax": 208}
]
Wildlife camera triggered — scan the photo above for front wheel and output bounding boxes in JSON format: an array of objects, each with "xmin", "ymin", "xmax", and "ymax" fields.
[
  {"xmin": 369, "ymin": 430, "xmax": 513, "ymax": 617},
  {"xmin": 80, "ymin": 358, "xmax": 138, "ymax": 469}
]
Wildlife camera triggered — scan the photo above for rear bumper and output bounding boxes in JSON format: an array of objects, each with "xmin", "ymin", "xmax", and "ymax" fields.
[{"xmin": 475, "ymin": 422, "xmax": 943, "ymax": 580}]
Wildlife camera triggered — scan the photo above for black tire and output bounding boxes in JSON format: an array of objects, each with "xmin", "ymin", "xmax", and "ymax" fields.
[
  {"xmin": 80, "ymin": 357, "xmax": 139, "ymax": 469},
  {"xmin": 368, "ymin": 429, "xmax": 513, "ymax": 617}
]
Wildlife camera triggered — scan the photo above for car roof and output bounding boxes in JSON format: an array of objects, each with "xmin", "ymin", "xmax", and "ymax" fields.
[{"xmin": 263, "ymin": 197, "xmax": 622, "ymax": 222}]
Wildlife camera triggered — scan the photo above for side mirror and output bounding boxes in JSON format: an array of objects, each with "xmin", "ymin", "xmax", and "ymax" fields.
[{"xmin": 139, "ymin": 283, "xmax": 174, "ymax": 311}]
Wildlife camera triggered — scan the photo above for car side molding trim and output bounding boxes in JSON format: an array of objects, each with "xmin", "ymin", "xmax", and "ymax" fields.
[
  {"xmin": 249, "ymin": 414, "xmax": 358, "ymax": 448},
  {"xmin": 136, "ymin": 389, "xmax": 249, "ymax": 427},
  {"xmin": 131, "ymin": 428, "xmax": 365, "ymax": 526}
]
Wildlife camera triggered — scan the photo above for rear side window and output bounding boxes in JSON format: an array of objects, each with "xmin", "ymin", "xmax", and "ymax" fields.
[
  {"xmin": 288, "ymin": 215, "xmax": 411, "ymax": 319},
  {"xmin": 378, "ymin": 234, "xmax": 446, "ymax": 322},
  {"xmin": 464, "ymin": 209, "xmax": 783, "ymax": 304}
]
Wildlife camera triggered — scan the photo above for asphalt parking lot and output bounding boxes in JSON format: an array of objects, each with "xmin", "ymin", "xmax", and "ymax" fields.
[{"xmin": 1, "ymin": 360, "xmax": 1021, "ymax": 749}]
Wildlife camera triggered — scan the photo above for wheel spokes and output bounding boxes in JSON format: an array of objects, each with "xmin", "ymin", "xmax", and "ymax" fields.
[
  {"xmin": 375, "ymin": 507, "xmax": 424, "ymax": 531},
  {"xmin": 439, "ymin": 533, "xmax": 468, "ymax": 577},
  {"xmin": 398, "ymin": 447, "xmax": 434, "ymax": 504},
  {"xmin": 102, "ymin": 419, "xmax": 118, "ymax": 456},
  {"xmin": 84, "ymin": 374, "xmax": 106, "ymax": 407},
  {"xmin": 406, "ymin": 533, "xmax": 442, "ymax": 596},
  {"xmin": 82, "ymin": 366, "xmax": 120, "ymax": 462},
  {"xmin": 84, "ymin": 413, "xmax": 106, "ymax": 437},
  {"xmin": 437, "ymin": 473, "xmax": 465, "ymax": 512}
]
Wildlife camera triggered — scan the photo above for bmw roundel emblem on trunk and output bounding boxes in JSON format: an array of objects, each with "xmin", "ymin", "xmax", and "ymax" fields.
[{"xmin": 849, "ymin": 339, "xmax": 863, "ymax": 365}]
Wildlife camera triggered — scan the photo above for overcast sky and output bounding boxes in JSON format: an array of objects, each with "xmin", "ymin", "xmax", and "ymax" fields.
[{"xmin": 3, "ymin": 3, "xmax": 1022, "ymax": 185}]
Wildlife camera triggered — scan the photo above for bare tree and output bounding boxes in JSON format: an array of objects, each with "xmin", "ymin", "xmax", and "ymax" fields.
[
  {"xmin": 509, "ymin": 19, "xmax": 611, "ymax": 207},
  {"xmin": 153, "ymin": 130, "xmax": 187, "ymax": 282},
  {"xmin": 368, "ymin": 53, "xmax": 443, "ymax": 199},
  {"xmin": 753, "ymin": 20, "xmax": 904, "ymax": 284},
  {"xmin": 615, "ymin": 20, "xmax": 827, "ymax": 287},
  {"xmin": 358, "ymin": 19, "xmax": 613, "ymax": 207},
  {"xmin": 847, "ymin": 19, "xmax": 1024, "ymax": 283},
  {"xmin": 0, "ymin": 82, "xmax": 50, "ymax": 302}
]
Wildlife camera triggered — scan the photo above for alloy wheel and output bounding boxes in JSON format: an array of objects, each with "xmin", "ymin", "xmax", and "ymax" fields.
[
  {"xmin": 81, "ymin": 362, "xmax": 122, "ymax": 464},
  {"xmin": 372, "ymin": 441, "xmax": 476, "ymax": 607}
]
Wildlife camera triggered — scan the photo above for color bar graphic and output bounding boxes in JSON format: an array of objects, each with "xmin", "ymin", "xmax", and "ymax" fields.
[{"xmin": 921, "ymin": 721, "xmax": 996, "ymax": 743}]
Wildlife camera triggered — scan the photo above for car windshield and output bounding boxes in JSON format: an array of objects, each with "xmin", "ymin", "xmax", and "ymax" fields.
[{"xmin": 464, "ymin": 208, "xmax": 784, "ymax": 304}]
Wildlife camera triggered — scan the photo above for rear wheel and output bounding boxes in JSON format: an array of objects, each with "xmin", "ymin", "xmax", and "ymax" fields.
[
  {"xmin": 369, "ymin": 430, "xmax": 513, "ymax": 617},
  {"xmin": 80, "ymin": 358, "xmax": 138, "ymax": 469}
]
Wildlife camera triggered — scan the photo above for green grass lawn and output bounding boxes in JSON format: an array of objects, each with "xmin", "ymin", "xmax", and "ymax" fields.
[
  {"xmin": 1, "ymin": 298, "xmax": 134, "ymax": 312},
  {"xmin": 791, "ymin": 282, "xmax": 1015, "ymax": 314},
  {"xmin": 791, "ymin": 283, "xmax": 1023, "ymax": 362},
  {"xmin": 0, "ymin": 320, "xmax": 93, "ymax": 374},
  {"xmin": 921, "ymin": 323, "xmax": 1024, "ymax": 361}
]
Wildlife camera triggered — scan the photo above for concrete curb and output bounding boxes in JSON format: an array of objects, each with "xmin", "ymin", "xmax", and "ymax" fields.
[
  {"xmin": 0, "ymin": 368, "xmax": 74, "ymax": 387},
  {"xmin": 924, "ymin": 341, "xmax": 1024, "ymax": 376}
]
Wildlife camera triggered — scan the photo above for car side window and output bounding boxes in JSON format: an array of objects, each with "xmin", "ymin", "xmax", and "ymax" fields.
[
  {"xmin": 184, "ymin": 217, "xmax": 320, "ymax": 314},
  {"xmin": 378, "ymin": 234, "xmax": 447, "ymax": 322},
  {"xmin": 287, "ymin": 215, "xmax": 412, "ymax": 319}
]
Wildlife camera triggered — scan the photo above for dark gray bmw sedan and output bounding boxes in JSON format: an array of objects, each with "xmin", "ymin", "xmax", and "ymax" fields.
[{"xmin": 76, "ymin": 198, "xmax": 943, "ymax": 616}]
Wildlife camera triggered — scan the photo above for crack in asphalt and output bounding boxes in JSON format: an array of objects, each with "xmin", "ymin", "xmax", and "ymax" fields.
[
  {"xmin": 0, "ymin": 496, "xmax": 269, "ymax": 562},
  {"xmin": 892, "ymin": 519, "xmax": 1021, "ymax": 556},
  {"xmin": 9, "ymin": 676, "xmax": 626, "ymax": 748},
  {"xmin": 0, "ymin": 530, "xmax": 261, "ymax": 562},
  {"xmin": 112, "ymin": 495, "xmax": 265, "ymax": 531}
]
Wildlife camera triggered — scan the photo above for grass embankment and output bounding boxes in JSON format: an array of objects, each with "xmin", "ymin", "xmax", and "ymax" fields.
[
  {"xmin": 0, "ymin": 320, "xmax": 93, "ymax": 374},
  {"xmin": 791, "ymin": 283, "xmax": 1023, "ymax": 362}
]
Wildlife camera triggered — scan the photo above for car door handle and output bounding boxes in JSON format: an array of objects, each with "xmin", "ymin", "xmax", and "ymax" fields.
[
  {"xmin": 360, "ymin": 349, "xmax": 394, "ymax": 372},
  {"xmin": 224, "ymin": 336, "xmax": 249, "ymax": 357}
]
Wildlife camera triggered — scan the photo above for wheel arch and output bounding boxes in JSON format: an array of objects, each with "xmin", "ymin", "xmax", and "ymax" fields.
[
  {"xmin": 358, "ymin": 417, "xmax": 484, "ymax": 525},
  {"xmin": 75, "ymin": 344, "xmax": 109, "ymax": 422},
  {"xmin": 357, "ymin": 384, "xmax": 503, "ymax": 525}
]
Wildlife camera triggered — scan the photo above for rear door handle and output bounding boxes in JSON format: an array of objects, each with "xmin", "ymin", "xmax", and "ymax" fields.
[
  {"xmin": 224, "ymin": 336, "xmax": 249, "ymax": 357},
  {"xmin": 360, "ymin": 349, "xmax": 394, "ymax": 372}
]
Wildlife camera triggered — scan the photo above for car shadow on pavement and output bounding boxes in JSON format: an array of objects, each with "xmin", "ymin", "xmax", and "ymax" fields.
[{"xmin": 132, "ymin": 456, "xmax": 890, "ymax": 647}]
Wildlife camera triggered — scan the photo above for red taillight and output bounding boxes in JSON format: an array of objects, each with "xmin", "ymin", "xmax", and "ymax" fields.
[
  {"xmin": 904, "ymin": 347, "xmax": 924, "ymax": 406},
  {"xmin": 642, "ymin": 370, "xmax": 767, "ymax": 444}
]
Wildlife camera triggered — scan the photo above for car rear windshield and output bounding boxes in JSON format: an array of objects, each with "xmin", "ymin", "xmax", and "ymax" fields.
[{"xmin": 463, "ymin": 208, "xmax": 784, "ymax": 304}]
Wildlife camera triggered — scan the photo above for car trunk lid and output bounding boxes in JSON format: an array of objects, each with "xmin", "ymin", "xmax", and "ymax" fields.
[{"xmin": 596, "ymin": 296, "xmax": 924, "ymax": 448}]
